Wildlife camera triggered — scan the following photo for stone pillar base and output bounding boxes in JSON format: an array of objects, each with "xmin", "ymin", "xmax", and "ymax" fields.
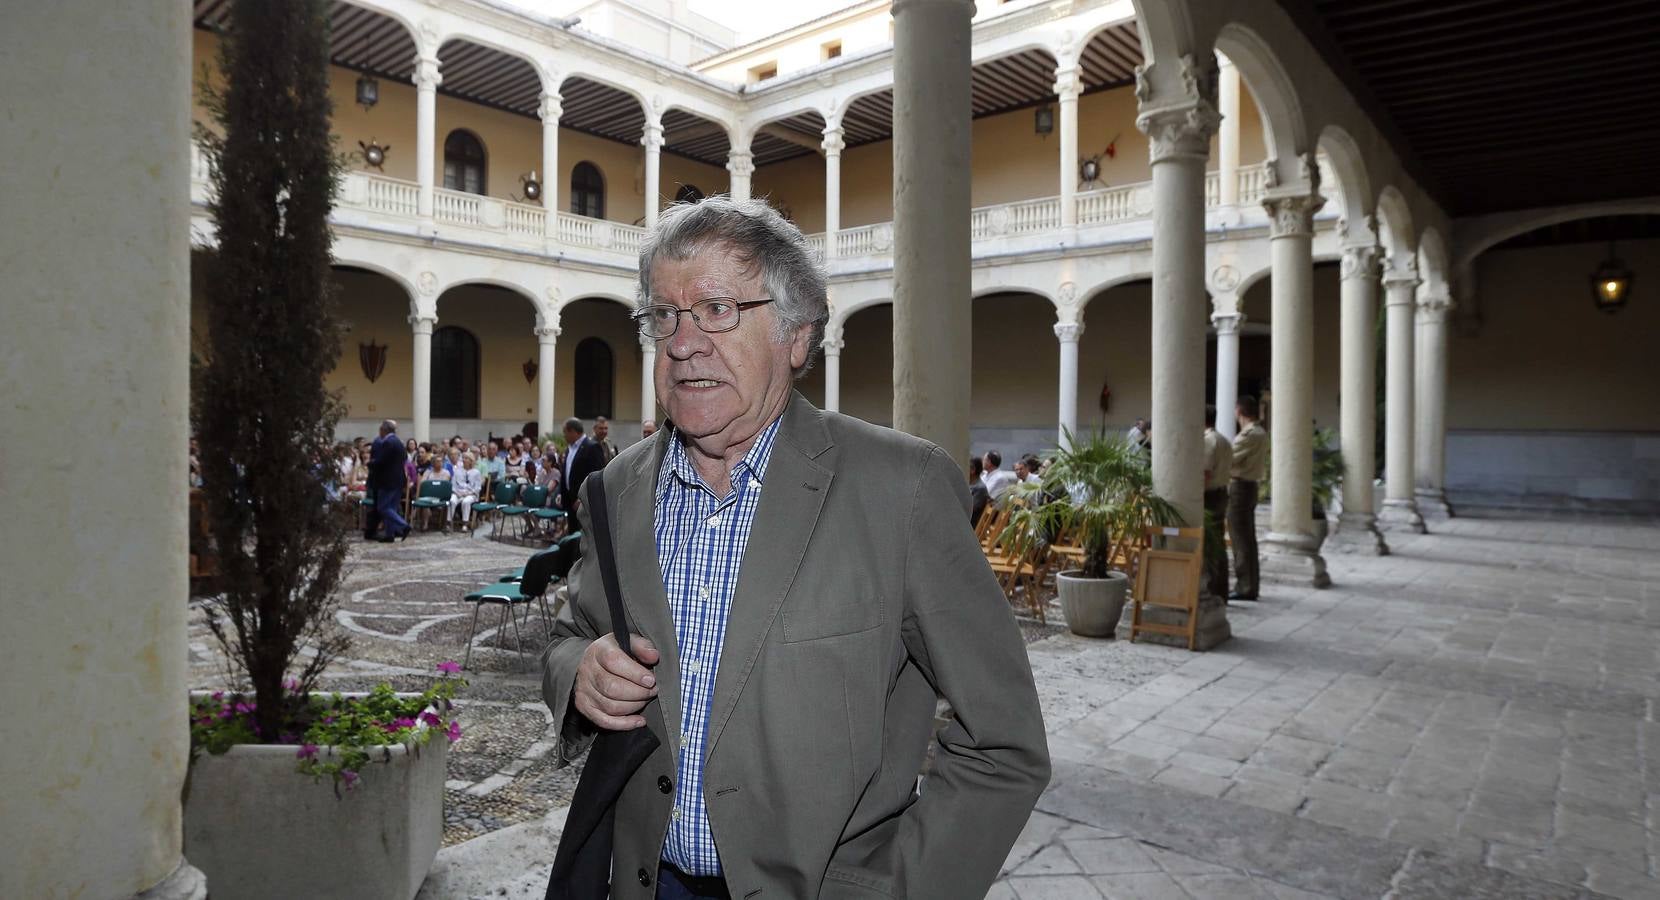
[
  {"xmin": 1326, "ymin": 513, "xmax": 1389, "ymax": 555},
  {"xmin": 1416, "ymin": 489, "xmax": 1455, "ymax": 521},
  {"xmin": 1261, "ymin": 532, "xmax": 1331, "ymax": 588},
  {"xmin": 134, "ymin": 860, "xmax": 207, "ymax": 900},
  {"xmin": 1378, "ymin": 499, "xmax": 1427, "ymax": 533},
  {"xmin": 1132, "ymin": 596, "xmax": 1232, "ymax": 651}
]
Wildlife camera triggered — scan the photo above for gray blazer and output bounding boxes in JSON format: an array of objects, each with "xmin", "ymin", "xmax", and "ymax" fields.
[{"xmin": 541, "ymin": 393, "xmax": 1050, "ymax": 899}]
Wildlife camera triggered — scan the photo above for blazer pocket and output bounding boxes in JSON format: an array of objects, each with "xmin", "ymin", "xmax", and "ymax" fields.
[
  {"xmin": 822, "ymin": 867, "xmax": 896, "ymax": 899},
  {"xmin": 781, "ymin": 596, "xmax": 884, "ymax": 643}
]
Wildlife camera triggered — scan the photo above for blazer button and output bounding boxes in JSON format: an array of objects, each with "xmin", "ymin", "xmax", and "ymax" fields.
[
  {"xmin": 658, "ymin": 775, "xmax": 674, "ymax": 794},
  {"xmin": 637, "ymin": 867, "xmax": 651, "ymax": 887}
]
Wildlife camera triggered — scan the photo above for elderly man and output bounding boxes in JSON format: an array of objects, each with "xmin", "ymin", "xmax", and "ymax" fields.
[
  {"xmin": 541, "ymin": 198, "xmax": 1049, "ymax": 899},
  {"xmin": 364, "ymin": 418, "xmax": 409, "ymax": 542}
]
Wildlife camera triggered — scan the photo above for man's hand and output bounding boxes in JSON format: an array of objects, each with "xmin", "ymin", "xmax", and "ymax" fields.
[{"xmin": 573, "ymin": 633, "xmax": 660, "ymax": 730}]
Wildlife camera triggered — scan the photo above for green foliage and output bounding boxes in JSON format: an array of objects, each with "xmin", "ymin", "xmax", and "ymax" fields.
[
  {"xmin": 1001, "ymin": 429, "xmax": 1180, "ymax": 579},
  {"xmin": 194, "ymin": 0, "xmax": 351, "ymax": 742},
  {"xmin": 190, "ymin": 665, "xmax": 467, "ymax": 796},
  {"xmin": 1261, "ymin": 426, "xmax": 1347, "ymax": 517}
]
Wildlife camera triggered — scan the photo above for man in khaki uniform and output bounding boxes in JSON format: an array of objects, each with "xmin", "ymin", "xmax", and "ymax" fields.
[
  {"xmin": 1201, "ymin": 405, "xmax": 1232, "ymax": 601},
  {"xmin": 1228, "ymin": 396, "xmax": 1268, "ymax": 600}
]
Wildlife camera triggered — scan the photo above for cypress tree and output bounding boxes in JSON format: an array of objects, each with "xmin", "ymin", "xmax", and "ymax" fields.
[{"xmin": 196, "ymin": 0, "xmax": 350, "ymax": 742}]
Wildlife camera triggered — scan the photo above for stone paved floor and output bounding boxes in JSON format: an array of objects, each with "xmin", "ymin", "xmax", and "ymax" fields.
[
  {"xmin": 997, "ymin": 509, "xmax": 1660, "ymax": 900},
  {"xmin": 192, "ymin": 509, "xmax": 1660, "ymax": 898}
]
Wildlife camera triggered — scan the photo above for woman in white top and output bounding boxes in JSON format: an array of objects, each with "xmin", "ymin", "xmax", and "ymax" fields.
[{"xmin": 448, "ymin": 452, "xmax": 484, "ymax": 532}]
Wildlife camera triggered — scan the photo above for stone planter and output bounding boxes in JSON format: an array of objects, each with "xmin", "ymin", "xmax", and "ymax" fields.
[
  {"xmin": 1057, "ymin": 569, "xmax": 1131, "ymax": 638},
  {"xmin": 184, "ymin": 692, "xmax": 447, "ymax": 900}
]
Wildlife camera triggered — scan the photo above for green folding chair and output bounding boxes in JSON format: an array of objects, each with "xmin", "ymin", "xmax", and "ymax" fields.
[
  {"xmin": 498, "ymin": 484, "xmax": 549, "ymax": 543},
  {"xmin": 461, "ymin": 541, "xmax": 566, "ymax": 669},
  {"xmin": 409, "ymin": 479, "xmax": 453, "ymax": 531},
  {"xmin": 471, "ymin": 480, "xmax": 519, "ymax": 539}
]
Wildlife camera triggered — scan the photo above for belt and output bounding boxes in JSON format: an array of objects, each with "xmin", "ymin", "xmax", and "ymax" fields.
[{"xmin": 659, "ymin": 862, "xmax": 731, "ymax": 898}]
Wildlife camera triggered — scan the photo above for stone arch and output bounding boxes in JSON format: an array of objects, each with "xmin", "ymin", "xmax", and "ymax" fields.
[
  {"xmin": 1077, "ymin": 272, "xmax": 1154, "ymax": 314},
  {"xmin": 1213, "ymin": 22, "xmax": 1310, "ymax": 179},
  {"xmin": 1417, "ymin": 227, "xmax": 1451, "ymax": 297},
  {"xmin": 1316, "ymin": 124, "xmax": 1373, "ymax": 240},
  {"xmin": 435, "ymin": 277, "xmax": 544, "ymax": 319},
  {"xmin": 560, "ymin": 293, "xmax": 636, "ymax": 314},
  {"xmin": 1376, "ymin": 185, "xmax": 1417, "ymax": 257},
  {"xmin": 1454, "ymin": 199, "xmax": 1660, "ymax": 270},
  {"xmin": 829, "ymin": 293, "xmax": 894, "ymax": 332},
  {"xmin": 331, "ymin": 256, "xmax": 417, "ymax": 309},
  {"xmin": 1128, "ymin": 0, "xmax": 1196, "ymax": 65}
]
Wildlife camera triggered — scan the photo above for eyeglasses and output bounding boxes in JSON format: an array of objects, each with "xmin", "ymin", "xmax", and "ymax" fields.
[{"xmin": 633, "ymin": 297, "xmax": 775, "ymax": 340}]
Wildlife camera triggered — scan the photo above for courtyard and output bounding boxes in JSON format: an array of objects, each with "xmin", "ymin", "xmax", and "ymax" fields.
[{"xmin": 186, "ymin": 510, "xmax": 1660, "ymax": 899}]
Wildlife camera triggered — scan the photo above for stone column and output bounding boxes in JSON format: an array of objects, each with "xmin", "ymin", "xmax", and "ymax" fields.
[
  {"xmin": 1055, "ymin": 320, "xmax": 1083, "ymax": 443},
  {"xmin": 411, "ymin": 313, "xmax": 436, "ymax": 444},
  {"xmin": 535, "ymin": 318, "xmax": 560, "ymax": 438},
  {"xmin": 1218, "ymin": 59, "xmax": 1240, "ymax": 206},
  {"xmin": 1379, "ymin": 255, "xmax": 1426, "ymax": 532},
  {"xmin": 1260, "ymin": 190, "xmax": 1332, "ymax": 588},
  {"xmin": 414, "ymin": 54, "xmax": 441, "ymax": 223},
  {"xmin": 892, "ymin": 0, "xmax": 974, "ymax": 460},
  {"xmin": 727, "ymin": 135, "xmax": 754, "ymax": 202},
  {"xmin": 1135, "ymin": 54, "xmax": 1230, "ymax": 648},
  {"xmin": 640, "ymin": 332, "xmax": 659, "ymax": 423},
  {"xmin": 822, "ymin": 326, "xmax": 845, "ymax": 412},
  {"xmin": 1055, "ymin": 58, "xmax": 1082, "ymax": 228},
  {"xmin": 822, "ymin": 122, "xmax": 844, "ymax": 258},
  {"xmin": 540, "ymin": 90, "xmax": 562, "ymax": 235},
  {"xmin": 1415, "ymin": 291, "xmax": 1455, "ymax": 519},
  {"xmin": 1212, "ymin": 310, "xmax": 1244, "ymax": 441},
  {"xmin": 2, "ymin": 2, "xmax": 206, "ymax": 896},
  {"xmin": 642, "ymin": 114, "xmax": 664, "ymax": 229},
  {"xmin": 1328, "ymin": 242, "xmax": 1389, "ymax": 554}
]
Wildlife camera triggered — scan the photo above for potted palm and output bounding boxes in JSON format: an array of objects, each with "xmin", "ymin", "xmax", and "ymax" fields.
[
  {"xmin": 1003, "ymin": 430, "xmax": 1179, "ymax": 637},
  {"xmin": 1261, "ymin": 427, "xmax": 1346, "ymax": 548}
]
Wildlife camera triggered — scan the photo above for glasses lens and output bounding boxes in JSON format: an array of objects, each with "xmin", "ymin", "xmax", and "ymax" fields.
[
  {"xmin": 694, "ymin": 298, "xmax": 741, "ymax": 333},
  {"xmin": 638, "ymin": 306, "xmax": 678, "ymax": 338}
]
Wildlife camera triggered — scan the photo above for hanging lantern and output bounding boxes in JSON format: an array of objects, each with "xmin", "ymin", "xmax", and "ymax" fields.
[
  {"xmin": 355, "ymin": 73, "xmax": 379, "ymax": 111},
  {"xmin": 1034, "ymin": 105, "xmax": 1054, "ymax": 137},
  {"xmin": 1590, "ymin": 242, "xmax": 1633, "ymax": 313}
]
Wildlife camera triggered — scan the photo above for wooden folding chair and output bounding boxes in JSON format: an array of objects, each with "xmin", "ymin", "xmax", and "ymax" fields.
[{"xmin": 1128, "ymin": 525, "xmax": 1205, "ymax": 650}]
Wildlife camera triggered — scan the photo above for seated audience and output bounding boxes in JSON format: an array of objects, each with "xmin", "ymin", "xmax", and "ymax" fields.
[{"xmin": 449, "ymin": 452, "xmax": 483, "ymax": 531}]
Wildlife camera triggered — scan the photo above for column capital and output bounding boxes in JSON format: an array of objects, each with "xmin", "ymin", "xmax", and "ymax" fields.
[
  {"xmin": 1340, "ymin": 244, "xmax": 1383, "ymax": 282},
  {"xmin": 1416, "ymin": 292, "xmax": 1455, "ymax": 322},
  {"xmin": 642, "ymin": 117, "xmax": 664, "ymax": 149},
  {"xmin": 1263, "ymin": 193, "xmax": 1325, "ymax": 238},
  {"xmin": 408, "ymin": 313, "xmax": 437, "ymax": 333},
  {"xmin": 1053, "ymin": 66, "xmax": 1082, "ymax": 102},
  {"xmin": 1211, "ymin": 312, "xmax": 1246, "ymax": 334},
  {"xmin": 413, "ymin": 56, "xmax": 442, "ymax": 91},
  {"xmin": 534, "ymin": 324, "xmax": 562, "ymax": 342},
  {"xmin": 820, "ymin": 337, "xmax": 845, "ymax": 355},
  {"xmin": 1053, "ymin": 321, "xmax": 1084, "ymax": 343},
  {"xmin": 821, "ymin": 127, "xmax": 845, "ymax": 156},
  {"xmin": 1381, "ymin": 254, "xmax": 1421, "ymax": 294},
  {"xmin": 1136, "ymin": 101, "xmax": 1220, "ymax": 164},
  {"xmin": 539, "ymin": 91, "xmax": 563, "ymax": 123},
  {"xmin": 727, "ymin": 149, "xmax": 755, "ymax": 179}
]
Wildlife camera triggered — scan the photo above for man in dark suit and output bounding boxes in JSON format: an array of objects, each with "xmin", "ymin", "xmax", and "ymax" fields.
[
  {"xmin": 364, "ymin": 418, "xmax": 410, "ymax": 542},
  {"xmin": 560, "ymin": 417, "xmax": 607, "ymax": 512}
]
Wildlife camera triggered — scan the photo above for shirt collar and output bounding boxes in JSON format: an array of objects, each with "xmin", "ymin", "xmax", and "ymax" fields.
[{"xmin": 658, "ymin": 415, "xmax": 784, "ymax": 501}]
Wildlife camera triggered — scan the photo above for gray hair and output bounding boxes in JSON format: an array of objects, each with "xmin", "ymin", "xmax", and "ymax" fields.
[
  {"xmin": 562, "ymin": 417, "xmax": 584, "ymax": 435},
  {"xmin": 637, "ymin": 196, "xmax": 829, "ymax": 378}
]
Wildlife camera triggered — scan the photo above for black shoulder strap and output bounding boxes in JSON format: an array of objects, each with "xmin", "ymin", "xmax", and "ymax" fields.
[{"xmin": 582, "ymin": 469, "xmax": 636, "ymax": 660}]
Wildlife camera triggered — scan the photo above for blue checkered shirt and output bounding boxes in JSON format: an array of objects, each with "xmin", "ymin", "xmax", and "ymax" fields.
[{"xmin": 654, "ymin": 417, "xmax": 782, "ymax": 876}]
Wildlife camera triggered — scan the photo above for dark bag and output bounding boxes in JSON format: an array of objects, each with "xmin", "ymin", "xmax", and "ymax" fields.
[{"xmin": 546, "ymin": 469, "xmax": 662, "ymax": 900}]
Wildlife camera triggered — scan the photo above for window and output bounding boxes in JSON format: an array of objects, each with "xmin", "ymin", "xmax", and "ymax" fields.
[
  {"xmin": 570, "ymin": 161, "xmax": 605, "ymax": 219},
  {"xmin": 430, "ymin": 326, "xmax": 480, "ymax": 419},
  {"xmin": 822, "ymin": 40, "xmax": 842, "ymax": 61},
  {"xmin": 674, "ymin": 184, "xmax": 705, "ymax": 204},
  {"xmin": 749, "ymin": 62, "xmax": 777, "ymax": 83},
  {"xmin": 442, "ymin": 130, "xmax": 487, "ymax": 195},
  {"xmin": 573, "ymin": 337, "xmax": 613, "ymax": 419}
]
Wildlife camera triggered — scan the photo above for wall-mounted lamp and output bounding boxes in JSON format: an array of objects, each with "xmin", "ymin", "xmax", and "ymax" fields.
[
  {"xmin": 1034, "ymin": 105, "xmax": 1054, "ymax": 137},
  {"xmin": 1591, "ymin": 241, "xmax": 1633, "ymax": 313},
  {"xmin": 517, "ymin": 170, "xmax": 542, "ymax": 204},
  {"xmin": 358, "ymin": 139, "xmax": 389, "ymax": 171}
]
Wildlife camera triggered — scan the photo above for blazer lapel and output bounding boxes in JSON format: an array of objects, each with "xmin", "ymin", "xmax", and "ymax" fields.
[
  {"xmin": 611, "ymin": 430, "xmax": 685, "ymax": 753},
  {"xmin": 704, "ymin": 394, "xmax": 835, "ymax": 758}
]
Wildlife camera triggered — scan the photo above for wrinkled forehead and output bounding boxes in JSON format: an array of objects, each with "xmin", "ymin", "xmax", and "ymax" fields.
[{"xmin": 647, "ymin": 240, "xmax": 763, "ymax": 302}]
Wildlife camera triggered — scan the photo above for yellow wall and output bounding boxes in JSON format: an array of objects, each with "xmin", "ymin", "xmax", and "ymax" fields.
[
  {"xmin": 1451, "ymin": 238, "xmax": 1660, "ymax": 431},
  {"xmin": 555, "ymin": 298, "xmax": 645, "ymax": 421}
]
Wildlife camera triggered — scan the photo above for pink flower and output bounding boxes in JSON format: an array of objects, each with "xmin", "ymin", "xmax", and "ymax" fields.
[
  {"xmin": 296, "ymin": 743, "xmax": 319, "ymax": 760},
  {"xmin": 436, "ymin": 660, "xmax": 462, "ymax": 676},
  {"xmin": 419, "ymin": 711, "xmax": 443, "ymax": 728},
  {"xmin": 322, "ymin": 715, "xmax": 336, "ymax": 725},
  {"xmin": 233, "ymin": 701, "xmax": 255, "ymax": 715},
  {"xmin": 341, "ymin": 770, "xmax": 360, "ymax": 790},
  {"xmin": 393, "ymin": 717, "xmax": 417, "ymax": 731},
  {"xmin": 446, "ymin": 720, "xmax": 462, "ymax": 743},
  {"xmin": 283, "ymin": 677, "xmax": 301, "ymax": 693},
  {"xmin": 211, "ymin": 691, "xmax": 224, "ymax": 701}
]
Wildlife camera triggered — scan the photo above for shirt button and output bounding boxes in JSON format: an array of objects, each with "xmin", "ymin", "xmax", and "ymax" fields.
[
  {"xmin": 708, "ymin": 515, "xmax": 722, "ymax": 528},
  {"xmin": 698, "ymin": 585, "xmax": 712, "ymax": 601},
  {"xmin": 658, "ymin": 775, "xmax": 673, "ymax": 794},
  {"xmin": 671, "ymin": 807, "xmax": 682, "ymax": 821}
]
